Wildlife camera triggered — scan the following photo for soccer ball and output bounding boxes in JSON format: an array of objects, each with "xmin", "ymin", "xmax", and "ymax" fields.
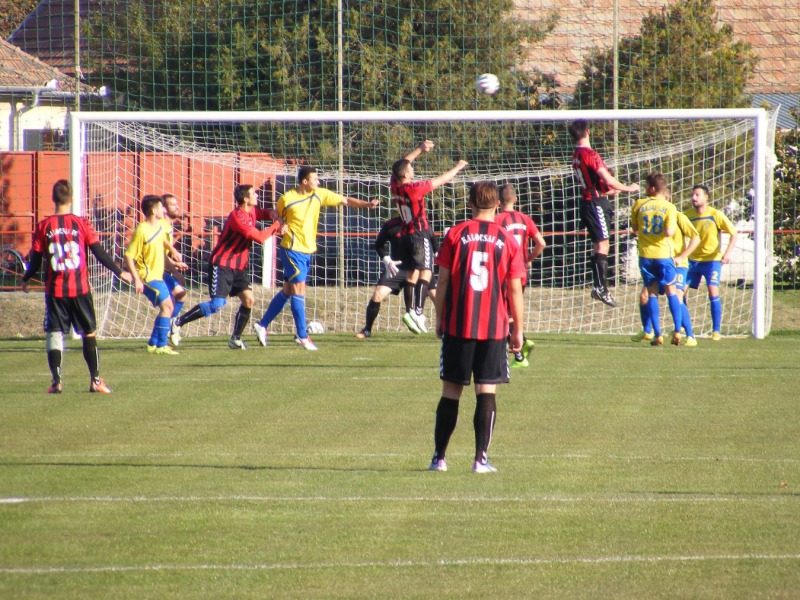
[
  {"xmin": 307, "ymin": 321, "xmax": 325, "ymax": 334},
  {"xmin": 475, "ymin": 73, "xmax": 500, "ymax": 95}
]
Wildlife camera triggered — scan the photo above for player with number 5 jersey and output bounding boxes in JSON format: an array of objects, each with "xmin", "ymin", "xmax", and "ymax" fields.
[{"xmin": 429, "ymin": 181, "xmax": 525, "ymax": 475}]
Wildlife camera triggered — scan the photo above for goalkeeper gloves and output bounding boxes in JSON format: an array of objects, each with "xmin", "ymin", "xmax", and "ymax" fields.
[{"xmin": 382, "ymin": 255, "xmax": 400, "ymax": 277}]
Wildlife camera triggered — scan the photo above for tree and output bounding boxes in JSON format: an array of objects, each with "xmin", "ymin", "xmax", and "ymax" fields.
[
  {"xmin": 84, "ymin": 0, "xmax": 559, "ymax": 171},
  {"xmin": 772, "ymin": 109, "xmax": 800, "ymax": 287},
  {"xmin": 86, "ymin": 0, "xmax": 557, "ymax": 113},
  {"xmin": 572, "ymin": 0, "xmax": 757, "ymax": 110},
  {"xmin": 0, "ymin": 0, "xmax": 37, "ymax": 38}
]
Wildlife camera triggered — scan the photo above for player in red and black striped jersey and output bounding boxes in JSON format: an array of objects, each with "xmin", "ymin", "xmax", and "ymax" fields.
[
  {"xmin": 391, "ymin": 140, "xmax": 468, "ymax": 335},
  {"xmin": 568, "ymin": 120, "xmax": 640, "ymax": 308},
  {"xmin": 429, "ymin": 181, "xmax": 525, "ymax": 474},
  {"xmin": 22, "ymin": 179, "xmax": 133, "ymax": 394},
  {"xmin": 495, "ymin": 184, "xmax": 547, "ymax": 368},
  {"xmin": 174, "ymin": 185, "xmax": 280, "ymax": 349}
]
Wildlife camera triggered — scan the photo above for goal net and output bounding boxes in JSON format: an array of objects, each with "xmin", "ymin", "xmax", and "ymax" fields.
[{"xmin": 70, "ymin": 109, "xmax": 777, "ymax": 340}]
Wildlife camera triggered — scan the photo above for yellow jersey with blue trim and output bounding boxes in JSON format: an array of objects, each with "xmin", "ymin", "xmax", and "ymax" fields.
[
  {"xmin": 671, "ymin": 212, "xmax": 699, "ymax": 268},
  {"xmin": 124, "ymin": 220, "xmax": 167, "ymax": 282},
  {"xmin": 159, "ymin": 217, "xmax": 174, "ymax": 246},
  {"xmin": 684, "ymin": 206, "xmax": 737, "ymax": 262},
  {"xmin": 277, "ymin": 187, "xmax": 345, "ymax": 253},
  {"xmin": 631, "ymin": 196, "xmax": 677, "ymax": 259}
]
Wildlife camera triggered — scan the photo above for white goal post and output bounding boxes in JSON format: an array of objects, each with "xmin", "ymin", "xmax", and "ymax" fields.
[{"xmin": 69, "ymin": 109, "xmax": 777, "ymax": 340}]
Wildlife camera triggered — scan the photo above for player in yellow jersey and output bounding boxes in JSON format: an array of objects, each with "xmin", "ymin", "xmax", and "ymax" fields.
[
  {"xmin": 632, "ymin": 202, "xmax": 700, "ymax": 346},
  {"xmin": 630, "ymin": 173, "xmax": 685, "ymax": 346},
  {"xmin": 254, "ymin": 167, "xmax": 378, "ymax": 350},
  {"xmin": 683, "ymin": 184, "xmax": 739, "ymax": 340},
  {"xmin": 124, "ymin": 195, "xmax": 187, "ymax": 354}
]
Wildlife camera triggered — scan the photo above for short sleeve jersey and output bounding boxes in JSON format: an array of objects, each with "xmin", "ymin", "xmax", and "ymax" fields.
[
  {"xmin": 572, "ymin": 146, "xmax": 611, "ymax": 201},
  {"xmin": 683, "ymin": 206, "xmax": 737, "ymax": 262},
  {"xmin": 435, "ymin": 218, "xmax": 525, "ymax": 341},
  {"xmin": 631, "ymin": 196, "xmax": 678, "ymax": 259},
  {"xmin": 494, "ymin": 209, "xmax": 540, "ymax": 263},
  {"xmin": 391, "ymin": 179, "xmax": 434, "ymax": 235},
  {"xmin": 125, "ymin": 220, "xmax": 167, "ymax": 283},
  {"xmin": 210, "ymin": 206, "xmax": 274, "ymax": 270},
  {"xmin": 31, "ymin": 213, "xmax": 100, "ymax": 298},
  {"xmin": 278, "ymin": 187, "xmax": 344, "ymax": 254},
  {"xmin": 672, "ymin": 212, "xmax": 699, "ymax": 269}
]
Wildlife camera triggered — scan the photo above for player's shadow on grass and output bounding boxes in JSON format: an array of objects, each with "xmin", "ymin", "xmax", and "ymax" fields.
[{"xmin": 2, "ymin": 461, "xmax": 400, "ymax": 473}]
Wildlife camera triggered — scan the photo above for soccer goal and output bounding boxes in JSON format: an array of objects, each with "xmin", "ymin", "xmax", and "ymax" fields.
[{"xmin": 69, "ymin": 109, "xmax": 777, "ymax": 340}]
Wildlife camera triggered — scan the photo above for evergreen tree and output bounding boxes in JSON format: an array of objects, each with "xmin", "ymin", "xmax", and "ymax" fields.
[{"xmin": 572, "ymin": 0, "xmax": 757, "ymax": 110}]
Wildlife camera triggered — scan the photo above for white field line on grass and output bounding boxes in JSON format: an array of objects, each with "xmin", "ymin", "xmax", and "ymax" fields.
[
  {"xmin": 1, "ymin": 494, "xmax": 796, "ymax": 504},
  {"xmin": 2, "ymin": 451, "xmax": 798, "ymax": 463},
  {"xmin": 1, "ymin": 553, "xmax": 800, "ymax": 575}
]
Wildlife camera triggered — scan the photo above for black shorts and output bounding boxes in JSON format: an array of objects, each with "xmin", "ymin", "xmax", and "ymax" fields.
[
  {"xmin": 400, "ymin": 231, "xmax": 435, "ymax": 272},
  {"xmin": 44, "ymin": 293, "xmax": 97, "ymax": 335},
  {"xmin": 376, "ymin": 268, "xmax": 409, "ymax": 295},
  {"xmin": 439, "ymin": 335, "xmax": 510, "ymax": 386},
  {"xmin": 579, "ymin": 196, "xmax": 613, "ymax": 243},
  {"xmin": 208, "ymin": 264, "xmax": 252, "ymax": 298}
]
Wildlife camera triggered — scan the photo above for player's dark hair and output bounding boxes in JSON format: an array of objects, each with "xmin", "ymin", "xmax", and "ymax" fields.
[
  {"xmin": 692, "ymin": 184, "xmax": 710, "ymax": 196},
  {"xmin": 568, "ymin": 119, "xmax": 589, "ymax": 142},
  {"xmin": 469, "ymin": 181, "xmax": 499, "ymax": 210},
  {"xmin": 391, "ymin": 159, "xmax": 411, "ymax": 184},
  {"xmin": 499, "ymin": 184, "xmax": 516, "ymax": 205},
  {"xmin": 161, "ymin": 193, "xmax": 176, "ymax": 203},
  {"xmin": 646, "ymin": 172, "xmax": 668, "ymax": 194},
  {"xmin": 52, "ymin": 179, "xmax": 72, "ymax": 206},
  {"xmin": 297, "ymin": 166, "xmax": 317, "ymax": 185},
  {"xmin": 234, "ymin": 184, "xmax": 253, "ymax": 205},
  {"xmin": 140, "ymin": 195, "xmax": 163, "ymax": 217}
]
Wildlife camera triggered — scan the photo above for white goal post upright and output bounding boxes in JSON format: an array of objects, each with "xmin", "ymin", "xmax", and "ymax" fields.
[{"xmin": 69, "ymin": 108, "xmax": 776, "ymax": 340}]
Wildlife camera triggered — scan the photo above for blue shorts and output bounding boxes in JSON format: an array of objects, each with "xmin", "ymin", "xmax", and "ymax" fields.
[
  {"xmin": 639, "ymin": 257, "xmax": 677, "ymax": 288},
  {"xmin": 144, "ymin": 279, "xmax": 171, "ymax": 307},
  {"xmin": 279, "ymin": 247, "xmax": 311, "ymax": 284},
  {"xmin": 164, "ymin": 272, "xmax": 181, "ymax": 293},
  {"xmin": 658, "ymin": 266, "xmax": 688, "ymax": 295},
  {"xmin": 687, "ymin": 260, "xmax": 721, "ymax": 289}
]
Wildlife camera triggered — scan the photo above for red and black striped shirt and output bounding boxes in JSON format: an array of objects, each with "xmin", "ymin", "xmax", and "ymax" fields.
[
  {"xmin": 436, "ymin": 218, "xmax": 525, "ymax": 340},
  {"xmin": 30, "ymin": 214, "xmax": 100, "ymax": 298},
  {"xmin": 572, "ymin": 146, "xmax": 611, "ymax": 201},
  {"xmin": 210, "ymin": 206, "xmax": 275, "ymax": 271},
  {"xmin": 495, "ymin": 209, "xmax": 540, "ymax": 264},
  {"xmin": 391, "ymin": 179, "xmax": 433, "ymax": 235}
]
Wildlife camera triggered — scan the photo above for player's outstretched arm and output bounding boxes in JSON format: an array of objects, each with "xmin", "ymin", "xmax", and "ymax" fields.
[
  {"xmin": 403, "ymin": 140, "xmax": 435, "ymax": 163},
  {"xmin": 342, "ymin": 197, "xmax": 379, "ymax": 210},
  {"xmin": 597, "ymin": 166, "xmax": 640, "ymax": 194},
  {"xmin": 430, "ymin": 160, "xmax": 468, "ymax": 190}
]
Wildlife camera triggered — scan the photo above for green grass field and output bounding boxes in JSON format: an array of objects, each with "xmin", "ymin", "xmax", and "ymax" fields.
[{"xmin": 1, "ymin": 333, "xmax": 799, "ymax": 599}]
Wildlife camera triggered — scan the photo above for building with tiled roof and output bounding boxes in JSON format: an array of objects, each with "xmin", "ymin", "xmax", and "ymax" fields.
[{"xmin": 0, "ymin": 38, "xmax": 101, "ymax": 150}]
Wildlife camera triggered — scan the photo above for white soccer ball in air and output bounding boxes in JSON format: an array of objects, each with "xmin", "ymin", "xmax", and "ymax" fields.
[
  {"xmin": 475, "ymin": 73, "xmax": 500, "ymax": 96},
  {"xmin": 307, "ymin": 321, "xmax": 325, "ymax": 334}
]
